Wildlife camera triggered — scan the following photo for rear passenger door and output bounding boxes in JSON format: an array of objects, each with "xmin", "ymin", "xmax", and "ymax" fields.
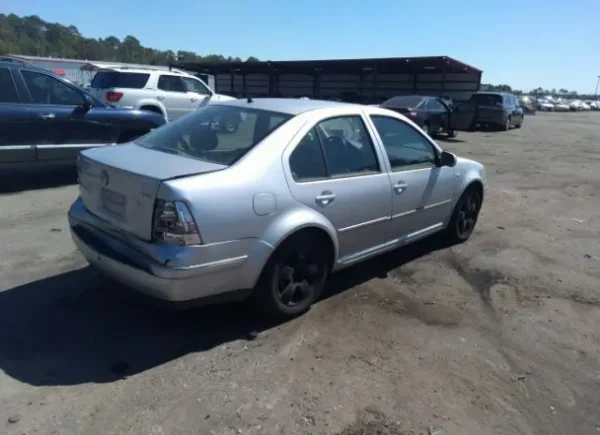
[
  {"xmin": 369, "ymin": 115, "xmax": 456, "ymax": 243},
  {"xmin": 284, "ymin": 114, "xmax": 392, "ymax": 264},
  {"xmin": 156, "ymin": 75, "xmax": 191, "ymax": 121},
  {"xmin": 0, "ymin": 67, "xmax": 36, "ymax": 165}
]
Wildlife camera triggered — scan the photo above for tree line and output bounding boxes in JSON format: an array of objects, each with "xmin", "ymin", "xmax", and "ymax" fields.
[
  {"xmin": 0, "ymin": 13, "xmax": 260, "ymax": 65},
  {"xmin": 482, "ymin": 83, "xmax": 597, "ymax": 99}
]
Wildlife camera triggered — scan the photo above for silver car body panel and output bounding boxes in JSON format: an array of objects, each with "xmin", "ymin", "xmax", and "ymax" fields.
[{"xmin": 69, "ymin": 98, "xmax": 487, "ymax": 303}]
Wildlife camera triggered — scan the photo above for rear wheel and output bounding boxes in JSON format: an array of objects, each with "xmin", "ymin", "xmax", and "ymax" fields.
[
  {"xmin": 446, "ymin": 187, "xmax": 482, "ymax": 244},
  {"xmin": 447, "ymin": 129, "xmax": 457, "ymax": 138},
  {"xmin": 516, "ymin": 115, "xmax": 524, "ymax": 128},
  {"xmin": 254, "ymin": 233, "xmax": 329, "ymax": 319},
  {"xmin": 139, "ymin": 106, "xmax": 163, "ymax": 116},
  {"xmin": 502, "ymin": 117, "xmax": 511, "ymax": 131},
  {"xmin": 220, "ymin": 114, "xmax": 240, "ymax": 133}
]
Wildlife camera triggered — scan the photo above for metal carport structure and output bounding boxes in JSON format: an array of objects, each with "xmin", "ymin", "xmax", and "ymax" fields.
[{"xmin": 175, "ymin": 55, "xmax": 482, "ymax": 104}]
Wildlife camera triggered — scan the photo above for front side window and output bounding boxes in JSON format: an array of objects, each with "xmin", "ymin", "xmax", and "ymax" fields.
[
  {"xmin": 136, "ymin": 105, "xmax": 293, "ymax": 166},
  {"xmin": 21, "ymin": 71, "xmax": 84, "ymax": 106},
  {"xmin": 182, "ymin": 77, "xmax": 209, "ymax": 95},
  {"xmin": 370, "ymin": 115, "xmax": 436, "ymax": 170},
  {"xmin": 382, "ymin": 96, "xmax": 425, "ymax": 108},
  {"xmin": 157, "ymin": 75, "xmax": 186, "ymax": 92},
  {"xmin": 0, "ymin": 68, "xmax": 19, "ymax": 103}
]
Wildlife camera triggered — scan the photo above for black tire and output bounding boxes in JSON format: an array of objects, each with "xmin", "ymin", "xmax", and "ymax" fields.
[
  {"xmin": 516, "ymin": 115, "xmax": 523, "ymax": 128},
  {"xmin": 447, "ymin": 129, "xmax": 457, "ymax": 138},
  {"xmin": 502, "ymin": 117, "xmax": 511, "ymax": 131},
  {"xmin": 254, "ymin": 233, "xmax": 329, "ymax": 319},
  {"xmin": 446, "ymin": 187, "xmax": 482, "ymax": 244}
]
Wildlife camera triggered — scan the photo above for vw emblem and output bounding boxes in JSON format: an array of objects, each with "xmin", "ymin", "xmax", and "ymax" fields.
[{"xmin": 100, "ymin": 170, "xmax": 109, "ymax": 186}]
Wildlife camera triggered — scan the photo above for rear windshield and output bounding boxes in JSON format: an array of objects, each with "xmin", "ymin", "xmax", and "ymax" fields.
[
  {"xmin": 90, "ymin": 71, "xmax": 150, "ymax": 89},
  {"xmin": 470, "ymin": 94, "xmax": 503, "ymax": 105},
  {"xmin": 136, "ymin": 105, "xmax": 293, "ymax": 166},
  {"xmin": 381, "ymin": 96, "xmax": 425, "ymax": 108}
]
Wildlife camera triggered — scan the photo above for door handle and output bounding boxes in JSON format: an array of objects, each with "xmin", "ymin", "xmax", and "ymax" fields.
[
  {"xmin": 38, "ymin": 113, "xmax": 55, "ymax": 120},
  {"xmin": 315, "ymin": 191, "xmax": 336, "ymax": 206},
  {"xmin": 394, "ymin": 181, "xmax": 408, "ymax": 194}
]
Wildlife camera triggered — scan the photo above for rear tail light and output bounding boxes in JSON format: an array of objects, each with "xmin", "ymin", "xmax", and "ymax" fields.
[
  {"xmin": 106, "ymin": 91, "xmax": 124, "ymax": 103},
  {"xmin": 152, "ymin": 200, "xmax": 202, "ymax": 246}
]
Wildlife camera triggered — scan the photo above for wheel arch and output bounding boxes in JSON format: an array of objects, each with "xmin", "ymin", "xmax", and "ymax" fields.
[
  {"xmin": 253, "ymin": 209, "xmax": 339, "ymax": 288},
  {"xmin": 136, "ymin": 100, "xmax": 167, "ymax": 117}
]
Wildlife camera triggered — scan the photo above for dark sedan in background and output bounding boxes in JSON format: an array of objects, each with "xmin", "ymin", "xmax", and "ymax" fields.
[
  {"xmin": 379, "ymin": 95, "xmax": 472, "ymax": 138},
  {"xmin": 0, "ymin": 61, "xmax": 166, "ymax": 171}
]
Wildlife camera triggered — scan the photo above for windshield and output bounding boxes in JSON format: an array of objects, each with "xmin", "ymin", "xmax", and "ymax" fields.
[
  {"xmin": 381, "ymin": 96, "xmax": 425, "ymax": 108},
  {"xmin": 136, "ymin": 105, "xmax": 292, "ymax": 166},
  {"xmin": 91, "ymin": 71, "xmax": 150, "ymax": 89}
]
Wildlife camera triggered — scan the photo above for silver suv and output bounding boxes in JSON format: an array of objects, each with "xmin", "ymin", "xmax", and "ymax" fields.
[
  {"xmin": 69, "ymin": 99, "xmax": 487, "ymax": 319},
  {"xmin": 88, "ymin": 67, "xmax": 237, "ymax": 124}
]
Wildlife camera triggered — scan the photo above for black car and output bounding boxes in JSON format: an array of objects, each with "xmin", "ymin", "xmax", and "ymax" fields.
[
  {"xmin": 468, "ymin": 92, "xmax": 524, "ymax": 130},
  {"xmin": 0, "ymin": 61, "xmax": 166, "ymax": 171},
  {"xmin": 379, "ymin": 95, "xmax": 472, "ymax": 138}
]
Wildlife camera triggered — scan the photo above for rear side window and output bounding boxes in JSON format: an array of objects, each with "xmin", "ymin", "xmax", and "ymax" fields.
[
  {"xmin": 90, "ymin": 71, "xmax": 150, "ymax": 89},
  {"xmin": 0, "ymin": 68, "xmax": 19, "ymax": 103},
  {"xmin": 290, "ymin": 128, "xmax": 328, "ymax": 181}
]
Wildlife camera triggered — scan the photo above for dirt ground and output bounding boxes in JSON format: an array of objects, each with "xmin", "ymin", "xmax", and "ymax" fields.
[{"xmin": 1, "ymin": 112, "xmax": 599, "ymax": 435}]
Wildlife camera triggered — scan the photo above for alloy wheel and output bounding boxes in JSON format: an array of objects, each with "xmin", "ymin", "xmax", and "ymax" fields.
[
  {"xmin": 456, "ymin": 193, "xmax": 480, "ymax": 239},
  {"xmin": 275, "ymin": 251, "xmax": 324, "ymax": 307}
]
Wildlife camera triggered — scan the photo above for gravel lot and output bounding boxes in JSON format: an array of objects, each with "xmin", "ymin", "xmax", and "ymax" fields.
[{"xmin": 1, "ymin": 112, "xmax": 599, "ymax": 435}]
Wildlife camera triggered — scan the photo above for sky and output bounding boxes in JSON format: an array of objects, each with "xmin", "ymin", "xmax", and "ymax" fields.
[{"xmin": 4, "ymin": 0, "xmax": 600, "ymax": 94}]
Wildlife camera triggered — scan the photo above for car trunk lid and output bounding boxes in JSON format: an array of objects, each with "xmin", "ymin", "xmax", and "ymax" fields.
[{"xmin": 77, "ymin": 143, "xmax": 226, "ymax": 241}]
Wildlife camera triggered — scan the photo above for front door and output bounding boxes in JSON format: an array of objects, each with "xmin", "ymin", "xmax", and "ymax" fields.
[
  {"xmin": 448, "ymin": 101, "xmax": 476, "ymax": 131},
  {"xmin": 181, "ymin": 76, "xmax": 211, "ymax": 111},
  {"xmin": 0, "ymin": 67, "xmax": 36, "ymax": 165},
  {"xmin": 368, "ymin": 115, "xmax": 456, "ymax": 244},
  {"xmin": 20, "ymin": 70, "xmax": 112, "ymax": 162},
  {"xmin": 284, "ymin": 114, "xmax": 392, "ymax": 264},
  {"xmin": 156, "ymin": 74, "xmax": 192, "ymax": 121}
]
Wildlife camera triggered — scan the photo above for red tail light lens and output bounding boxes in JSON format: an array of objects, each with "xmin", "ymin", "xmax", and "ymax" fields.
[
  {"xmin": 106, "ymin": 91, "xmax": 124, "ymax": 103},
  {"xmin": 152, "ymin": 200, "xmax": 202, "ymax": 246}
]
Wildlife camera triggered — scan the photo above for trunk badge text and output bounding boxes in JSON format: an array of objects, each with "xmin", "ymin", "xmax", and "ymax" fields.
[{"xmin": 100, "ymin": 170, "xmax": 110, "ymax": 186}]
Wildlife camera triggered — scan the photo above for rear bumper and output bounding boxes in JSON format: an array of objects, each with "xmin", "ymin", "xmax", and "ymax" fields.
[
  {"xmin": 475, "ymin": 111, "xmax": 507, "ymax": 124},
  {"xmin": 68, "ymin": 197, "xmax": 273, "ymax": 302}
]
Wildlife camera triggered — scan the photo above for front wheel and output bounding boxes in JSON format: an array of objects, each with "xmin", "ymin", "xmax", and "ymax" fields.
[
  {"xmin": 446, "ymin": 187, "xmax": 482, "ymax": 244},
  {"xmin": 447, "ymin": 129, "xmax": 457, "ymax": 138},
  {"xmin": 254, "ymin": 233, "xmax": 329, "ymax": 319}
]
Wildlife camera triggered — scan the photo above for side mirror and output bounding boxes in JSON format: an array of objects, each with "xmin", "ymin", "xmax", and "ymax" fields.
[{"xmin": 439, "ymin": 150, "xmax": 457, "ymax": 167}]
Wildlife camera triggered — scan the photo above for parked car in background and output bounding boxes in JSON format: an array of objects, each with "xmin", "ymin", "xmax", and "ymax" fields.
[
  {"xmin": 88, "ymin": 67, "xmax": 240, "ymax": 129},
  {"xmin": 0, "ymin": 61, "xmax": 166, "ymax": 171},
  {"xmin": 379, "ymin": 95, "xmax": 473, "ymax": 137},
  {"xmin": 519, "ymin": 96, "xmax": 537, "ymax": 114},
  {"xmin": 468, "ymin": 92, "xmax": 524, "ymax": 130},
  {"xmin": 538, "ymin": 100, "xmax": 555, "ymax": 111},
  {"xmin": 554, "ymin": 102, "xmax": 570, "ymax": 112},
  {"xmin": 69, "ymin": 98, "xmax": 487, "ymax": 319}
]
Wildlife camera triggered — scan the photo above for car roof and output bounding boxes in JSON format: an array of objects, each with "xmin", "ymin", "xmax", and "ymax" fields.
[
  {"xmin": 99, "ymin": 67, "xmax": 191, "ymax": 76},
  {"xmin": 214, "ymin": 98, "xmax": 365, "ymax": 115},
  {"xmin": 474, "ymin": 91, "xmax": 512, "ymax": 96}
]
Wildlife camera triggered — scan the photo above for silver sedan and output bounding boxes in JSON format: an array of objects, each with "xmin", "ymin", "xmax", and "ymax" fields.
[{"xmin": 69, "ymin": 98, "xmax": 486, "ymax": 319}]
